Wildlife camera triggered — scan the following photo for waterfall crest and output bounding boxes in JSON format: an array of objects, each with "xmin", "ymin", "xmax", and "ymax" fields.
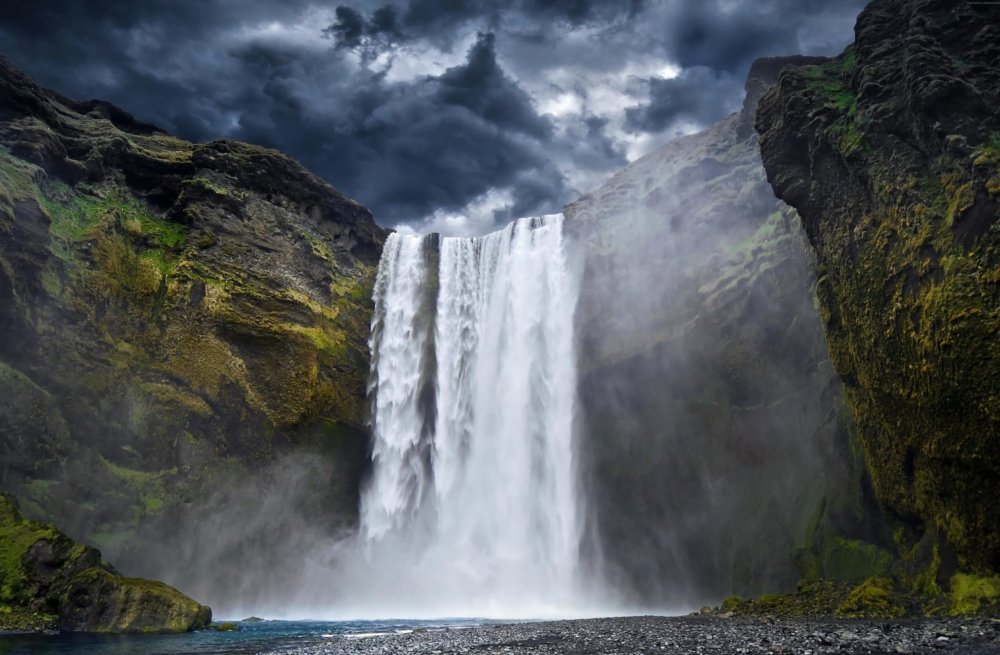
[{"xmin": 356, "ymin": 213, "xmax": 592, "ymax": 618}]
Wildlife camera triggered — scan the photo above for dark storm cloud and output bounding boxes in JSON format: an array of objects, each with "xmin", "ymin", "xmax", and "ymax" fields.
[
  {"xmin": 661, "ymin": 0, "xmax": 868, "ymax": 73},
  {"xmin": 319, "ymin": 0, "xmax": 644, "ymax": 69},
  {"xmin": 325, "ymin": 5, "xmax": 402, "ymax": 53},
  {"xmin": 329, "ymin": 7, "xmax": 367, "ymax": 47},
  {"xmin": 619, "ymin": 0, "xmax": 868, "ymax": 134},
  {"xmin": 435, "ymin": 33, "xmax": 550, "ymax": 140},
  {"xmin": 625, "ymin": 67, "xmax": 740, "ymax": 134},
  {"xmin": 224, "ymin": 32, "xmax": 566, "ymax": 224},
  {"xmin": 0, "ymin": 0, "xmax": 866, "ymax": 232}
]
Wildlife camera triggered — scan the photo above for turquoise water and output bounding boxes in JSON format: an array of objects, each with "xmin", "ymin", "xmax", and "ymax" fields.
[{"xmin": 0, "ymin": 619, "xmax": 484, "ymax": 654}]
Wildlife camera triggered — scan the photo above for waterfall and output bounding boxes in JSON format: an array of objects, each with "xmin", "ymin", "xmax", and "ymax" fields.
[{"xmin": 356, "ymin": 213, "xmax": 591, "ymax": 618}]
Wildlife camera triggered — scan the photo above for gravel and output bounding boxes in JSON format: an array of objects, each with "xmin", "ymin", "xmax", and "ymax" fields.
[{"xmin": 302, "ymin": 615, "xmax": 1000, "ymax": 654}]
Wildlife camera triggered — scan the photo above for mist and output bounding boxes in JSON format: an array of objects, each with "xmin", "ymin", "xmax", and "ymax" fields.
[{"xmin": 561, "ymin": 59, "xmax": 847, "ymax": 610}]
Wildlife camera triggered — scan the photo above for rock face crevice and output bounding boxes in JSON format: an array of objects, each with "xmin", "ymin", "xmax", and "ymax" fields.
[
  {"xmin": 565, "ymin": 56, "xmax": 880, "ymax": 606},
  {"xmin": 757, "ymin": 0, "xmax": 1000, "ymax": 572},
  {"xmin": 0, "ymin": 56, "xmax": 387, "ymax": 608}
]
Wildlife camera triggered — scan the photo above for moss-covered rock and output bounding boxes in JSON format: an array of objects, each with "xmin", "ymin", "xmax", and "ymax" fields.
[
  {"xmin": 836, "ymin": 576, "xmax": 906, "ymax": 619},
  {"xmin": 0, "ymin": 57, "xmax": 386, "ymax": 602},
  {"xmin": 718, "ymin": 580, "xmax": 856, "ymax": 619},
  {"xmin": 0, "ymin": 495, "xmax": 210, "ymax": 633},
  {"xmin": 757, "ymin": 0, "xmax": 1000, "ymax": 578},
  {"xmin": 947, "ymin": 573, "xmax": 1000, "ymax": 617},
  {"xmin": 59, "ymin": 567, "xmax": 211, "ymax": 633}
]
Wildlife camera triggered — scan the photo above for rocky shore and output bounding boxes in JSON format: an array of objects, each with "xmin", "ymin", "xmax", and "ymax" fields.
[{"xmin": 313, "ymin": 615, "xmax": 1000, "ymax": 655}]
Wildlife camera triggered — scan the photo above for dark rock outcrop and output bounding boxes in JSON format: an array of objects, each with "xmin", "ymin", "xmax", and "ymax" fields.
[
  {"xmin": 565, "ymin": 57, "xmax": 883, "ymax": 606},
  {"xmin": 757, "ymin": 0, "xmax": 1000, "ymax": 578},
  {"xmin": 0, "ymin": 56, "xmax": 387, "ymax": 607},
  {"xmin": 0, "ymin": 495, "xmax": 211, "ymax": 633}
]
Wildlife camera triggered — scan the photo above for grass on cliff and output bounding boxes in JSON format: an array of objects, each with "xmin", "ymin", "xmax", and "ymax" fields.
[
  {"xmin": 972, "ymin": 131, "xmax": 1000, "ymax": 167},
  {"xmin": 730, "ymin": 210, "xmax": 785, "ymax": 256},
  {"xmin": 42, "ymin": 182, "xmax": 187, "ymax": 259},
  {"xmin": 37, "ymin": 181, "xmax": 191, "ymax": 307},
  {"xmin": 0, "ymin": 498, "xmax": 60, "ymax": 603},
  {"xmin": 0, "ymin": 148, "xmax": 40, "ymax": 223},
  {"xmin": 799, "ymin": 49, "xmax": 868, "ymax": 157}
]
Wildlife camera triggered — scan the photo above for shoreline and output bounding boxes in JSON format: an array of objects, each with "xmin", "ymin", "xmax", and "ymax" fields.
[{"xmin": 323, "ymin": 614, "xmax": 1000, "ymax": 654}]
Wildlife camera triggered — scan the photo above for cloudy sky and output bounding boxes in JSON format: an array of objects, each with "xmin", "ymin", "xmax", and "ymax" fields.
[{"xmin": 1, "ymin": 0, "xmax": 866, "ymax": 235}]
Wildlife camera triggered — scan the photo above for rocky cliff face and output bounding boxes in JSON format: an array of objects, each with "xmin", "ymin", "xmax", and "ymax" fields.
[
  {"xmin": 564, "ymin": 57, "xmax": 884, "ymax": 607},
  {"xmin": 0, "ymin": 58, "xmax": 386, "ymax": 608},
  {"xmin": 758, "ymin": 0, "xmax": 999, "ymax": 596}
]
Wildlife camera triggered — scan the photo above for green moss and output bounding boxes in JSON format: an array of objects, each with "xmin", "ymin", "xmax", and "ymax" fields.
[
  {"xmin": 948, "ymin": 572, "xmax": 1000, "ymax": 616},
  {"xmin": 92, "ymin": 233, "xmax": 159, "ymax": 301},
  {"xmin": 0, "ymin": 498, "xmax": 59, "ymax": 603},
  {"xmin": 837, "ymin": 47, "xmax": 857, "ymax": 74},
  {"xmin": 0, "ymin": 148, "xmax": 41, "ymax": 223},
  {"xmin": 40, "ymin": 182, "xmax": 187, "ymax": 268},
  {"xmin": 971, "ymin": 131, "xmax": 1000, "ymax": 167},
  {"xmin": 836, "ymin": 576, "xmax": 906, "ymax": 619},
  {"xmin": 98, "ymin": 458, "xmax": 175, "ymax": 522},
  {"xmin": 720, "ymin": 595, "xmax": 742, "ymax": 611},
  {"xmin": 799, "ymin": 50, "xmax": 871, "ymax": 158},
  {"xmin": 0, "ymin": 361, "xmax": 49, "ymax": 397},
  {"xmin": 0, "ymin": 604, "xmax": 58, "ymax": 632},
  {"xmin": 822, "ymin": 536, "xmax": 893, "ymax": 583},
  {"xmin": 141, "ymin": 382, "xmax": 213, "ymax": 417},
  {"xmin": 726, "ymin": 581, "xmax": 853, "ymax": 618},
  {"xmin": 40, "ymin": 183, "xmax": 108, "ymax": 260},
  {"xmin": 101, "ymin": 458, "xmax": 161, "ymax": 486},
  {"xmin": 181, "ymin": 176, "xmax": 238, "ymax": 200},
  {"xmin": 141, "ymin": 496, "xmax": 164, "ymax": 513},
  {"xmin": 796, "ymin": 496, "xmax": 892, "ymax": 586},
  {"xmin": 730, "ymin": 211, "xmax": 784, "ymax": 255},
  {"xmin": 298, "ymin": 325, "xmax": 348, "ymax": 358},
  {"xmin": 306, "ymin": 234, "xmax": 333, "ymax": 262},
  {"xmin": 837, "ymin": 121, "xmax": 865, "ymax": 156},
  {"xmin": 63, "ymin": 567, "xmax": 211, "ymax": 633},
  {"xmin": 803, "ymin": 155, "xmax": 1000, "ymax": 569},
  {"xmin": 909, "ymin": 543, "xmax": 943, "ymax": 597}
]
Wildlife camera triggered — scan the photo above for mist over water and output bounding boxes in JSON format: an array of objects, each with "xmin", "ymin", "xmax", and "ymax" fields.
[{"xmin": 337, "ymin": 214, "xmax": 610, "ymax": 619}]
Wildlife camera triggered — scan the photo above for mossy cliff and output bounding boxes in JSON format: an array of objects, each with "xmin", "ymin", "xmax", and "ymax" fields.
[
  {"xmin": 0, "ymin": 57, "xmax": 386, "ymax": 604},
  {"xmin": 563, "ymin": 57, "xmax": 887, "ymax": 607},
  {"xmin": 0, "ymin": 495, "xmax": 210, "ymax": 633},
  {"xmin": 757, "ymin": 0, "xmax": 1000, "ymax": 604}
]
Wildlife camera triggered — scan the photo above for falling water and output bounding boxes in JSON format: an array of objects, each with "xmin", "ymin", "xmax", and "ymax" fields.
[{"xmin": 355, "ymin": 214, "xmax": 591, "ymax": 618}]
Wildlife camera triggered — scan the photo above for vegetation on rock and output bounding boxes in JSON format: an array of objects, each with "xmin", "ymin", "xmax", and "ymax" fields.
[{"xmin": 0, "ymin": 495, "xmax": 210, "ymax": 633}]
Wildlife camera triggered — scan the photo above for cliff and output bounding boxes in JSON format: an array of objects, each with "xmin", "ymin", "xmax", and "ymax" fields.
[
  {"xmin": 563, "ymin": 56, "xmax": 886, "ymax": 606},
  {"xmin": 0, "ymin": 57, "xmax": 387, "ymax": 609},
  {"xmin": 757, "ymin": 0, "xmax": 1000, "ymax": 613}
]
